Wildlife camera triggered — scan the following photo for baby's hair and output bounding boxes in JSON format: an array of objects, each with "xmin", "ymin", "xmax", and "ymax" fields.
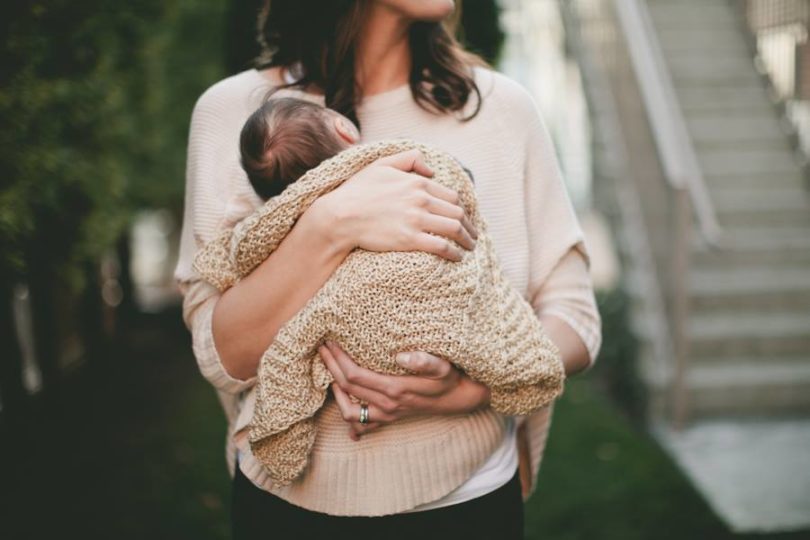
[{"xmin": 240, "ymin": 97, "xmax": 347, "ymax": 200}]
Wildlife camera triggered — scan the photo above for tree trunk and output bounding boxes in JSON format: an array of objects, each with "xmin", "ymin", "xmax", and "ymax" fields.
[
  {"xmin": 115, "ymin": 231, "xmax": 136, "ymax": 337},
  {"xmin": 25, "ymin": 247, "xmax": 61, "ymax": 405},
  {"xmin": 0, "ymin": 281, "xmax": 28, "ymax": 428},
  {"xmin": 80, "ymin": 260, "xmax": 108, "ymax": 370}
]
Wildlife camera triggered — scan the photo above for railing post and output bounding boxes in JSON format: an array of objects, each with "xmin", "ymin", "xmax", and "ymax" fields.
[{"xmin": 670, "ymin": 189, "xmax": 692, "ymax": 430}]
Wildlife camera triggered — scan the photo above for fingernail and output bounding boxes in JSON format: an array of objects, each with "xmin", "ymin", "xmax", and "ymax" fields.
[{"xmin": 396, "ymin": 352, "xmax": 411, "ymax": 368}]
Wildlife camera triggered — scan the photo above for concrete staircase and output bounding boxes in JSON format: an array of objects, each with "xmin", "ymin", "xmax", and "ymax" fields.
[{"xmin": 645, "ymin": 0, "xmax": 810, "ymax": 419}]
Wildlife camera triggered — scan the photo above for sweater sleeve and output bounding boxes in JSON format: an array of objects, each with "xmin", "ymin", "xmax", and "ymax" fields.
[
  {"xmin": 531, "ymin": 248, "xmax": 602, "ymax": 369},
  {"xmin": 174, "ymin": 77, "xmax": 260, "ymax": 395},
  {"xmin": 519, "ymin": 90, "xmax": 602, "ymax": 368}
]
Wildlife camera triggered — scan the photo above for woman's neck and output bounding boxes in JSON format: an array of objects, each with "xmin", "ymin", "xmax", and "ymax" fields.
[{"xmin": 355, "ymin": 5, "xmax": 412, "ymax": 96}]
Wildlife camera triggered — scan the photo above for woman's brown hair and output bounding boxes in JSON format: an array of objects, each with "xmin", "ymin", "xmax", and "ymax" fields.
[{"xmin": 255, "ymin": 0, "xmax": 486, "ymax": 130}]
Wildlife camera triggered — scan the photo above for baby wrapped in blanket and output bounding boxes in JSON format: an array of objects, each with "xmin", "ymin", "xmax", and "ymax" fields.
[{"xmin": 193, "ymin": 97, "xmax": 566, "ymax": 486}]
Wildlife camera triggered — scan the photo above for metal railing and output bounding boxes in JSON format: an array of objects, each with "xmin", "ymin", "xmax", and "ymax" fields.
[
  {"xmin": 736, "ymin": 0, "xmax": 810, "ymax": 161},
  {"xmin": 560, "ymin": 0, "xmax": 722, "ymax": 427}
]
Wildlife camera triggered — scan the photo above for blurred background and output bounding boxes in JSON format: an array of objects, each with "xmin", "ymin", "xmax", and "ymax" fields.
[{"xmin": 1, "ymin": 0, "xmax": 809, "ymax": 538}]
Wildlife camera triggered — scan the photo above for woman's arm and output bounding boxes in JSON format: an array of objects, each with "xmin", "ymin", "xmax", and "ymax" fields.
[
  {"xmin": 320, "ymin": 246, "xmax": 600, "ymax": 439},
  {"xmin": 176, "ymin": 79, "xmax": 477, "ymax": 393},
  {"xmin": 519, "ymin": 86, "xmax": 602, "ymax": 375},
  {"xmin": 211, "ymin": 149, "xmax": 479, "ymax": 381},
  {"xmin": 322, "ymin": 81, "xmax": 602, "ymax": 438},
  {"xmin": 211, "ymin": 203, "xmax": 350, "ymax": 380},
  {"xmin": 532, "ymin": 246, "xmax": 602, "ymax": 376}
]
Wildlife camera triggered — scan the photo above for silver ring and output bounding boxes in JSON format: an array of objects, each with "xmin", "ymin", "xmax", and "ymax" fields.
[{"xmin": 359, "ymin": 403, "xmax": 369, "ymax": 425}]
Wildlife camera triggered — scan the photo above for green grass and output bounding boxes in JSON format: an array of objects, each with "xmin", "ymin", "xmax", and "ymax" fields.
[
  {"xmin": 527, "ymin": 377, "xmax": 810, "ymax": 540},
  {"xmin": 2, "ymin": 308, "xmax": 808, "ymax": 539},
  {"xmin": 526, "ymin": 377, "xmax": 726, "ymax": 539},
  {"xmin": 0, "ymin": 310, "xmax": 231, "ymax": 540}
]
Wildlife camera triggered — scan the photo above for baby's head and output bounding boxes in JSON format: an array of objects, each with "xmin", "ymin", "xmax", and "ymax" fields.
[{"xmin": 240, "ymin": 97, "xmax": 360, "ymax": 200}]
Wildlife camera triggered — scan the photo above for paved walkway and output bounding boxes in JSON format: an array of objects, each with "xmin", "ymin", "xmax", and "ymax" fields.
[{"xmin": 654, "ymin": 419, "xmax": 810, "ymax": 533}]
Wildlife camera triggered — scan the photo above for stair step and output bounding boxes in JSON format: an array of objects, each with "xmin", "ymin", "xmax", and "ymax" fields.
[
  {"xmin": 716, "ymin": 210, "xmax": 810, "ymax": 228},
  {"xmin": 693, "ymin": 231, "xmax": 810, "ymax": 264},
  {"xmin": 647, "ymin": 0, "xmax": 726, "ymax": 5},
  {"xmin": 671, "ymin": 66, "xmax": 761, "ymax": 86},
  {"xmin": 684, "ymin": 360, "xmax": 810, "ymax": 417},
  {"xmin": 677, "ymin": 86, "xmax": 773, "ymax": 112},
  {"xmin": 694, "ymin": 247, "xmax": 810, "ymax": 267},
  {"xmin": 694, "ymin": 138, "xmax": 791, "ymax": 153},
  {"xmin": 690, "ymin": 266, "xmax": 810, "ymax": 310},
  {"xmin": 689, "ymin": 310, "xmax": 810, "ymax": 358},
  {"xmin": 699, "ymin": 148, "xmax": 801, "ymax": 176},
  {"xmin": 673, "ymin": 76, "xmax": 767, "ymax": 92},
  {"xmin": 649, "ymin": 8, "xmax": 740, "ymax": 30},
  {"xmin": 687, "ymin": 114, "xmax": 790, "ymax": 149},
  {"xmin": 711, "ymin": 187, "xmax": 810, "ymax": 210},
  {"xmin": 704, "ymin": 172, "xmax": 806, "ymax": 190},
  {"xmin": 655, "ymin": 23, "xmax": 749, "ymax": 41},
  {"xmin": 656, "ymin": 28, "xmax": 749, "ymax": 54},
  {"xmin": 716, "ymin": 212, "xmax": 810, "ymax": 228},
  {"xmin": 711, "ymin": 190, "xmax": 810, "ymax": 226},
  {"xmin": 666, "ymin": 55, "xmax": 757, "ymax": 78},
  {"xmin": 695, "ymin": 224, "xmax": 810, "ymax": 250},
  {"xmin": 647, "ymin": 0, "xmax": 739, "ymax": 22}
]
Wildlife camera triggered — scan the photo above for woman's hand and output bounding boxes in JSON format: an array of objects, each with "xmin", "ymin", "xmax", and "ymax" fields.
[
  {"xmin": 318, "ymin": 340, "xmax": 491, "ymax": 441},
  {"xmin": 311, "ymin": 149, "xmax": 478, "ymax": 262}
]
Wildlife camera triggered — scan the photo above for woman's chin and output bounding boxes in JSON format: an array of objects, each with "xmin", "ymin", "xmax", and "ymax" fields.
[{"xmin": 377, "ymin": 0, "xmax": 456, "ymax": 22}]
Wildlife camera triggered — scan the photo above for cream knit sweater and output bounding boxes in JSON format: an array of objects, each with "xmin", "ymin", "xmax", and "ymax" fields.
[
  {"xmin": 174, "ymin": 66, "xmax": 602, "ymax": 516},
  {"xmin": 192, "ymin": 139, "xmax": 566, "ymax": 486}
]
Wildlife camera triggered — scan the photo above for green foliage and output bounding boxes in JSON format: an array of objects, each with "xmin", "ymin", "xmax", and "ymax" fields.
[
  {"xmin": 0, "ymin": 0, "xmax": 227, "ymax": 286},
  {"xmin": 591, "ymin": 285, "xmax": 648, "ymax": 424}
]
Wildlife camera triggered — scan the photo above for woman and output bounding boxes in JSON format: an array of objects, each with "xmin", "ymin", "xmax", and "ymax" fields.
[{"xmin": 174, "ymin": 0, "xmax": 602, "ymax": 538}]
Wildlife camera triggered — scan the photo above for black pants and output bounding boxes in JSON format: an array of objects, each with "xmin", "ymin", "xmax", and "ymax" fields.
[{"xmin": 231, "ymin": 460, "xmax": 524, "ymax": 540}]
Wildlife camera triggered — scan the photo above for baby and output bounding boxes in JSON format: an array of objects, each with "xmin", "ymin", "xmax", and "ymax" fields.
[
  {"xmin": 239, "ymin": 96, "xmax": 360, "ymax": 202},
  {"xmin": 193, "ymin": 97, "xmax": 566, "ymax": 486}
]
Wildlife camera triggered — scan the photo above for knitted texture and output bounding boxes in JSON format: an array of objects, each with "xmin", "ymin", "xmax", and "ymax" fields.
[{"xmin": 192, "ymin": 139, "xmax": 566, "ymax": 486}]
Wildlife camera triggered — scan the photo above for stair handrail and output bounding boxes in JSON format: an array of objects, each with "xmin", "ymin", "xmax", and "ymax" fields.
[
  {"xmin": 614, "ymin": 0, "xmax": 723, "ymax": 249},
  {"xmin": 558, "ymin": 0, "xmax": 678, "ymax": 413}
]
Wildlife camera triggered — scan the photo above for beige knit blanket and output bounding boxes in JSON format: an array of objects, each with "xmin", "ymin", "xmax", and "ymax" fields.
[{"xmin": 193, "ymin": 139, "xmax": 565, "ymax": 486}]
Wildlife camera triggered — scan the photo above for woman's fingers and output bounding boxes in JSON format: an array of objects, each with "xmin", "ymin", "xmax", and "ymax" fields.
[
  {"xmin": 422, "ymin": 181, "xmax": 478, "ymax": 240},
  {"xmin": 375, "ymin": 149, "xmax": 434, "ymax": 178},
  {"xmin": 348, "ymin": 422, "xmax": 382, "ymax": 441},
  {"xmin": 419, "ymin": 213, "xmax": 476, "ymax": 252},
  {"xmin": 330, "ymin": 383, "xmax": 384, "ymax": 441},
  {"xmin": 324, "ymin": 342, "xmax": 490, "ymax": 435},
  {"xmin": 320, "ymin": 345, "xmax": 397, "ymax": 409},
  {"xmin": 411, "ymin": 232, "xmax": 463, "ymax": 261},
  {"xmin": 395, "ymin": 351, "xmax": 457, "ymax": 381},
  {"xmin": 423, "ymin": 196, "xmax": 478, "ymax": 241},
  {"xmin": 331, "ymin": 383, "xmax": 392, "ymax": 425},
  {"xmin": 372, "ymin": 152, "xmax": 478, "ymax": 245},
  {"xmin": 326, "ymin": 341, "xmax": 455, "ymax": 397}
]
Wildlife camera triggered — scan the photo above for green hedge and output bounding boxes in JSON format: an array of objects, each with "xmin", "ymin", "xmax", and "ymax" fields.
[
  {"xmin": 1, "ymin": 0, "xmax": 504, "ymax": 287},
  {"xmin": 0, "ymin": 0, "xmax": 227, "ymax": 287}
]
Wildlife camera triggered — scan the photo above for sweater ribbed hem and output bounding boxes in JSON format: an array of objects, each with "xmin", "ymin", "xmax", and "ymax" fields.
[{"xmin": 235, "ymin": 400, "xmax": 507, "ymax": 516}]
